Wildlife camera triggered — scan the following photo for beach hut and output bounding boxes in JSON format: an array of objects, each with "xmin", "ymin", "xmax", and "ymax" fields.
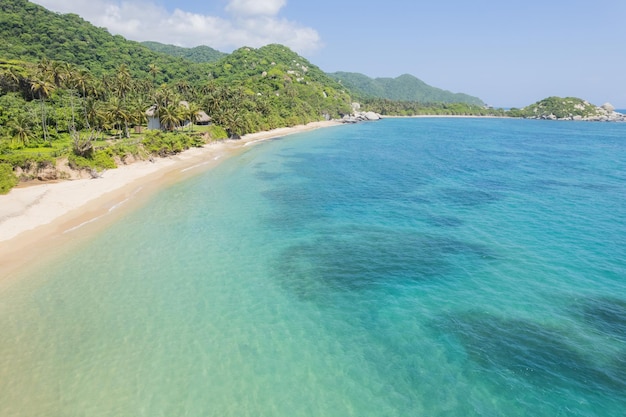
[
  {"xmin": 145, "ymin": 102, "xmax": 211, "ymax": 130},
  {"xmin": 145, "ymin": 105, "xmax": 160, "ymax": 130},
  {"xmin": 195, "ymin": 110, "xmax": 211, "ymax": 126}
]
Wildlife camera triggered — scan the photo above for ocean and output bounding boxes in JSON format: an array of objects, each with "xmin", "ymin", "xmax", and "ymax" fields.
[{"xmin": 1, "ymin": 118, "xmax": 625, "ymax": 416}]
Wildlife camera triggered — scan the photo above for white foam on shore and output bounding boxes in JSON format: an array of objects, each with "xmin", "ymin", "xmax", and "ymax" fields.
[
  {"xmin": 63, "ymin": 214, "xmax": 106, "ymax": 234},
  {"xmin": 181, "ymin": 161, "xmax": 211, "ymax": 173}
]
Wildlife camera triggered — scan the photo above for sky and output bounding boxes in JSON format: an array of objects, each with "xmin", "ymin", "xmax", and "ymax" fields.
[{"xmin": 30, "ymin": 0, "xmax": 626, "ymax": 108}]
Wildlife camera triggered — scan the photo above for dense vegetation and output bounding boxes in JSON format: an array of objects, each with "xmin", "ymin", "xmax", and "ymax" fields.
[
  {"xmin": 141, "ymin": 42, "xmax": 227, "ymax": 64},
  {"xmin": 361, "ymin": 98, "xmax": 506, "ymax": 117},
  {"xmin": 329, "ymin": 72, "xmax": 484, "ymax": 106},
  {"xmin": 508, "ymin": 97, "xmax": 601, "ymax": 119},
  {"xmin": 0, "ymin": 0, "xmax": 209, "ymax": 84},
  {"xmin": 205, "ymin": 44, "xmax": 352, "ymax": 128},
  {"xmin": 0, "ymin": 0, "xmax": 538, "ymax": 195},
  {"xmin": 0, "ymin": 0, "xmax": 360, "ymax": 193}
]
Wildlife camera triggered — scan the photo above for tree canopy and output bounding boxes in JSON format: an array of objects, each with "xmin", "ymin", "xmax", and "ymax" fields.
[
  {"xmin": 141, "ymin": 42, "xmax": 227, "ymax": 64},
  {"xmin": 0, "ymin": 0, "xmax": 510, "ymax": 194}
]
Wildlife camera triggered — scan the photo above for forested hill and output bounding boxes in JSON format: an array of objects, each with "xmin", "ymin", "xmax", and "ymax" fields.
[
  {"xmin": 0, "ymin": 0, "xmax": 208, "ymax": 83},
  {"xmin": 141, "ymin": 42, "xmax": 227, "ymax": 64},
  {"xmin": 0, "ymin": 0, "xmax": 353, "ymax": 146},
  {"xmin": 205, "ymin": 44, "xmax": 352, "ymax": 124},
  {"xmin": 328, "ymin": 72, "xmax": 484, "ymax": 106}
]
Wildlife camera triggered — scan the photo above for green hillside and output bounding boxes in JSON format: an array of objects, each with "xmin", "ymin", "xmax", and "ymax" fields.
[
  {"xmin": 0, "ymin": 0, "xmax": 355, "ymax": 194},
  {"xmin": 0, "ymin": 0, "xmax": 509, "ymax": 193},
  {"xmin": 0, "ymin": 0, "xmax": 207, "ymax": 83},
  {"xmin": 141, "ymin": 41, "xmax": 227, "ymax": 64},
  {"xmin": 329, "ymin": 72, "xmax": 484, "ymax": 106},
  {"xmin": 508, "ymin": 97, "xmax": 600, "ymax": 119}
]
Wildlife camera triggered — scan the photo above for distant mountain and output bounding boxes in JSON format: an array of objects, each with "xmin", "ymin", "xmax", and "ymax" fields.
[
  {"xmin": 328, "ymin": 72, "xmax": 484, "ymax": 105},
  {"xmin": 141, "ymin": 41, "xmax": 227, "ymax": 64}
]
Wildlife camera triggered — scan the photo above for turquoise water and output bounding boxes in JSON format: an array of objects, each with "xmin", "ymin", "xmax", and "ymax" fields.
[{"xmin": 1, "ymin": 118, "xmax": 625, "ymax": 416}]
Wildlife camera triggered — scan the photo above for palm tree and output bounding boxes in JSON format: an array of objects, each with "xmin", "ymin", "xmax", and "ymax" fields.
[
  {"xmin": 127, "ymin": 95, "xmax": 148, "ymax": 131},
  {"xmin": 99, "ymin": 74, "xmax": 114, "ymax": 101},
  {"xmin": 149, "ymin": 85, "xmax": 180, "ymax": 130},
  {"xmin": 29, "ymin": 74, "xmax": 55, "ymax": 143},
  {"xmin": 84, "ymin": 97, "xmax": 105, "ymax": 132},
  {"xmin": 115, "ymin": 64, "xmax": 132, "ymax": 100},
  {"xmin": 184, "ymin": 102, "xmax": 202, "ymax": 132},
  {"xmin": 175, "ymin": 80, "xmax": 190, "ymax": 97},
  {"xmin": 201, "ymin": 82, "xmax": 224, "ymax": 117},
  {"xmin": 106, "ymin": 96, "xmax": 131, "ymax": 139},
  {"xmin": 70, "ymin": 68, "xmax": 94, "ymax": 128},
  {"xmin": 159, "ymin": 102, "xmax": 183, "ymax": 131},
  {"xmin": 49, "ymin": 60, "xmax": 67, "ymax": 87},
  {"xmin": 8, "ymin": 114, "xmax": 33, "ymax": 147},
  {"xmin": 134, "ymin": 78, "xmax": 154, "ymax": 99},
  {"xmin": 0, "ymin": 66, "xmax": 21, "ymax": 93},
  {"xmin": 219, "ymin": 107, "xmax": 247, "ymax": 139},
  {"xmin": 148, "ymin": 63, "xmax": 160, "ymax": 85},
  {"xmin": 108, "ymin": 65, "xmax": 135, "ymax": 136},
  {"xmin": 70, "ymin": 68, "xmax": 92, "ymax": 98}
]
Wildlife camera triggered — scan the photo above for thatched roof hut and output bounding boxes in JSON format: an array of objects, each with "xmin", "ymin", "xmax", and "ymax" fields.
[
  {"xmin": 196, "ymin": 110, "xmax": 211, "ymax": 125},
  {"xmin": 145, "ymin": 102, "xmax": 212, "ymax": 129}
]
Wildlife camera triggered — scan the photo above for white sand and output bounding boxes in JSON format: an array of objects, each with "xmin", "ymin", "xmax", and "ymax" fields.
[{"xmin": 0, "ymin": 121, "xmax": 341, "ymax": 274}]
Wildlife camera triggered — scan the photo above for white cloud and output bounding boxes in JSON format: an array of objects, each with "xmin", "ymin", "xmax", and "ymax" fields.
[
  {"xmin": 29, "ymin": 0, "xmax": 321, "ymax": 54},
  {"xmin": 226, "ymin": 0, "xmax": 287, "ymax": 17}
]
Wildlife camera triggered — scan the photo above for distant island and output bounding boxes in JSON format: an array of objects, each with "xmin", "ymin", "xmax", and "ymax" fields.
[
  {"xmin": 508, "ymin": 97, "xmax": 625, "ymax": 122},
  {"xmin": 0, "ymin": 0, "xmax": 624, "ymax": 195}
]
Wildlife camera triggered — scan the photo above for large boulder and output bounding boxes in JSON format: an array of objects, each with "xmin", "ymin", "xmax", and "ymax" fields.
[
  {"xmin": 601, "ymin": 102, "xmax": 615, "ymax": 113},
  {"xmin": 364, "ymin": 111, "xmax": 381, "ymax": 121}
]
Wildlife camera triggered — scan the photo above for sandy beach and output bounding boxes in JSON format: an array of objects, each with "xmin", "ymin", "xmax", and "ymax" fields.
[{"xmin": 0, "ymin": 120, "xmax": 341, "ymax": 277}]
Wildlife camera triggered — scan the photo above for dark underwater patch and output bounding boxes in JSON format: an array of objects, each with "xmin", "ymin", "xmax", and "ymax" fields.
[
  {"xmin": 254, "ymin": 170, "xmax": 283, "ymax": 181},
  {"xmin": 273, "ymin": 227, "xmax": 496, "ymax": 299},
  {"xmin": 440, "ymin": 187, "xmax": 500, "ymax": 207},
  {"xmin": 425, "ymin": 215, "xmax": 464, "ymax": 228},
  {"xmin": 439, "ymin": 313, "xmax": 626, "ymax": 394},
  {"xmin": 577, "ymin": 296, "xmax": 626, "ymax": 341}
]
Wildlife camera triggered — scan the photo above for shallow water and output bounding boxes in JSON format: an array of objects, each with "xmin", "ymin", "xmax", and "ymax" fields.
[{"xmin": 1, "ymin": 118, "xmax": 625, "ymax": 416}]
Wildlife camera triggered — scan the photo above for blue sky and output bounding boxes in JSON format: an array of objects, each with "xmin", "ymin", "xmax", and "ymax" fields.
[{"xmin": 31, "ymin": 0, "xmax": 626, "ymax": 107}]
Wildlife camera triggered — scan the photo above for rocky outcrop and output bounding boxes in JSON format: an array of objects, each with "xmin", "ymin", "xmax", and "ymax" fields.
[
  {"xmin": 341, "ymin": 105, "xmax": 382, "ymax": 123},
  {"xmin": 581, "ymin": 103, "xmax": 625, "ymax": 121},
  {"xmin": 523, "ymin": 98, "xmax": 625, "ymax": 122},
  {"xmin": 534, "ymin": 112, "xmax": 625, "ymax": 122},
  {"xmin": 601, "ymin": 102, "xmax": 615, "ymax": 113},
  {"xmin": 556, "ymin": 104, "xmax": 625, "ymax": 122}
]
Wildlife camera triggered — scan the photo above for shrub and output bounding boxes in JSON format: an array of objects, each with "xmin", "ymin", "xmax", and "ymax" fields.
[
  {"xmin": 68, "ymin": 149, "xmax": 116, "ymax": 171},
  {"xmin": 93, "ymin": 149, "xmax": 117, "ymax": 169},
  {"xmin": 141, "ymin": 131, "xmax": 201, "ymax": 156},
  {"xmin": 0, "ymin": 163, "xmax": 18, "ymax": 194},
  {"xmin": 0, "ymin": 153, "xmax": 55, "ymax": 171},
  {"xmin": 206, "ymin": 125, "xmax": 228, "ymax": 140}
]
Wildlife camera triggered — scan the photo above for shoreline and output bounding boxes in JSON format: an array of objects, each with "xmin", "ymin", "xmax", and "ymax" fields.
[
  {"xmin": 380, "ymin": 114, "xmax": 511, "ymax": 119},
  {"xmin": 0, "ymin": 120, "xmax": 341, "ymax": 278}
]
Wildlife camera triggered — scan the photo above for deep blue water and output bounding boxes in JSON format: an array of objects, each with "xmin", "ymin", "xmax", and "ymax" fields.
[{"xmin": 1, "ymin": 118, "xmax": 625, "ymax": 416}]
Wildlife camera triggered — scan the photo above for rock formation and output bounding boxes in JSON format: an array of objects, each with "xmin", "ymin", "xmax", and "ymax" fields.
[{"xmin": 341, "ymin": 103, "xmax": 382, "ymax": 123}]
